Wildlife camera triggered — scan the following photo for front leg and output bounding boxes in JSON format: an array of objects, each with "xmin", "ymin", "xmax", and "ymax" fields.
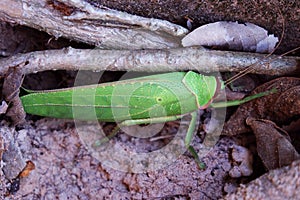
[{"xmin": 185, "ymin": 111, "xmax": 206, "ymax": 169}]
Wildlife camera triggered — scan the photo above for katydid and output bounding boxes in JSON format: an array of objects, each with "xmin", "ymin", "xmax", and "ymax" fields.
[{"xmin": 20, "ymin": 71, "xmax": 273, "ymax": 168}]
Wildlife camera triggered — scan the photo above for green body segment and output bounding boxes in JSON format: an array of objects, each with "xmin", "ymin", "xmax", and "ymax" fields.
[{"xmin": 20, "ymin": 71, "xmax": 218, "ymax": 121}]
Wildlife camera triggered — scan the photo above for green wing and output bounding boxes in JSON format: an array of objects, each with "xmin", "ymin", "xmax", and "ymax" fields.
[{"xmin": 21, "ymin": 72, "xmax": 209, "ymax": 121}]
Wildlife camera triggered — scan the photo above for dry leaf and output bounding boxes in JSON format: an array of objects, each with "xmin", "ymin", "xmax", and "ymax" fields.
[
  {"xmin": 182, "ymin": 21, "xmax": 278, "ymax": 53},
  {"xmin": 273, "ymin": 86, "xmax": 300, "ymax": 120},
  {"xmin": 246, "ymin": 118, "xmax": 300, "ymax": 170},
  {"xmin": 222, "ymin": 77, "xmax": 300, "ymax": 136},
  {"xmin": 2, "ymin": 66, "xmax": 26, "ymax": 125}
]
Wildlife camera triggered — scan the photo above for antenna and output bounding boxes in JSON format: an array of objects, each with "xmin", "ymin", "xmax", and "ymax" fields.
[{"xmin": 224, "ymin": 4, "xmax": 287, "ymax": 86}]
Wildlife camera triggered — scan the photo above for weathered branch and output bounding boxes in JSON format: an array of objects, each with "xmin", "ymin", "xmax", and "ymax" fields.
[
  {"xmin": 0, "ymin": 47, "xmax": 299, "ymax": 76},
  {"xmin": 61, "ymin": 0, "xmax": 187, "ymax": 36},
  {"xmin": 0, "ymin": 0, "xmax": 187, "ymax": 49}
]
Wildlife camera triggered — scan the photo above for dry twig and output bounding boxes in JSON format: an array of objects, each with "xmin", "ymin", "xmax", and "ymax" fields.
[{"xmin": 0, "ymin": 47, "xmax": 299, "ymax": 76}]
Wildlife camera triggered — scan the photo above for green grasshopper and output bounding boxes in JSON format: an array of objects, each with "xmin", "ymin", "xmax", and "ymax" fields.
[{"xmin": 20, "ymin": 71, "xmax": 272, "ymax": 168}]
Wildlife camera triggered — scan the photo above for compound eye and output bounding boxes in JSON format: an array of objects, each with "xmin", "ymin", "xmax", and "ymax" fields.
[{"xmin": 156, "ymin": 97, "xmax": 163, "ymax": 102}]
